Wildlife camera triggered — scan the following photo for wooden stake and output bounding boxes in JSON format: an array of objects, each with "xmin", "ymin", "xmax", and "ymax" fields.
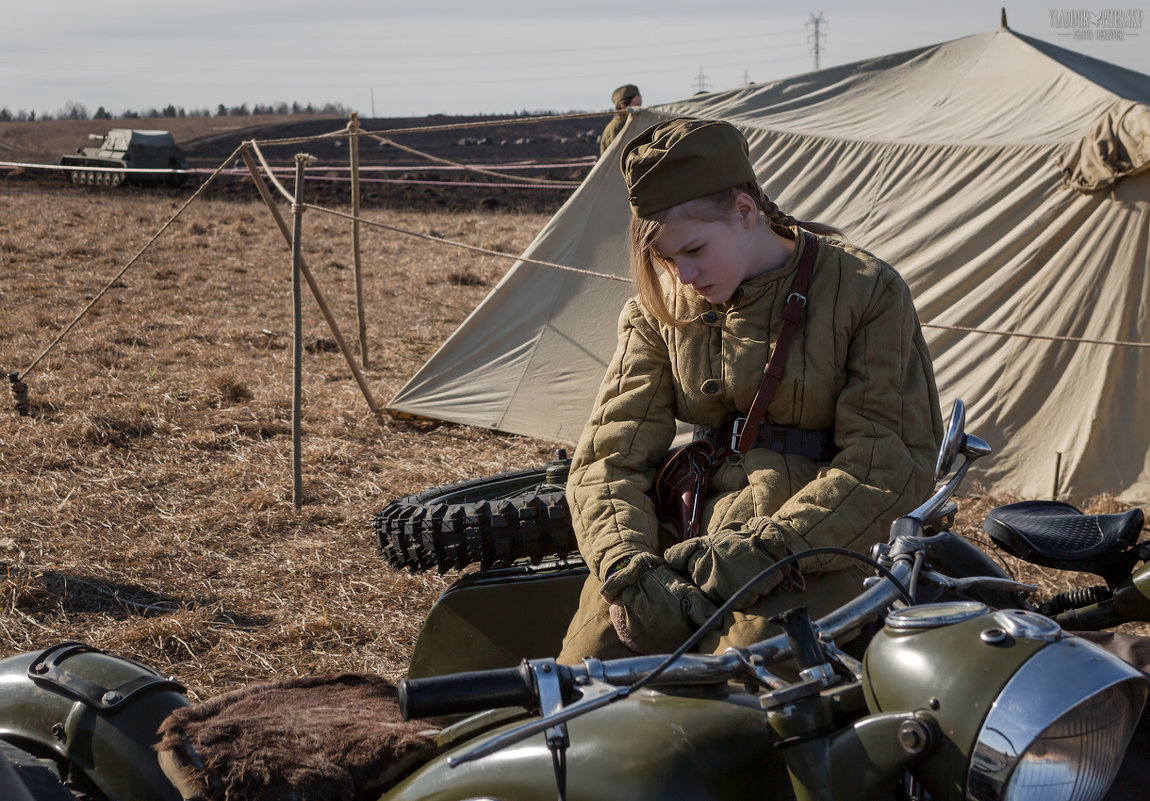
[
  {"xmin": 1053, "ymin": 451, "xmax": 1063, "ymax": 501},
  {"xmin": 349, "ymin": 112, "xmax": 368, "ymax": 368},
  {"xmin": 239, "ymin": 146, "xmax": 387, "ymax": 428},
  {"xmin": 291, "ymin": 154, "xmax": 311, "ymax": 510}
]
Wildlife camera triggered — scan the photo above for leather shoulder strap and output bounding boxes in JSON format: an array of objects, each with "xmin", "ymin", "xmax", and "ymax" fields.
[{"xmin": 736, "ymin": 231, "xmax": 819, "ymax": 454}]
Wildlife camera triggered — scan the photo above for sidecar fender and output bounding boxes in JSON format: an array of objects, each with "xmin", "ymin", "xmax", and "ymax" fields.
[
  {"xmin": 409, "ymin": 561, "xmax": 587, "ymax": 678},
  {"xmin": 0, "ymin": 642, "xmax": 190, "ymax": 801}
]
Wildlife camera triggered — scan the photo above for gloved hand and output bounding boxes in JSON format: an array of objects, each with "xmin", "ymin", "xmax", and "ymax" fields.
[
  {"xmin": 599, "ymin": 552, "xmax": 718, "ymax": 655},
  {"xmin": 664, "ymin": 528, "xmax": 792, "ymax": 609}
]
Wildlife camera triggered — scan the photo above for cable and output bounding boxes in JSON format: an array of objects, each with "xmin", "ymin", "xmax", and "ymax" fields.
[{"xmin": 630, "ymin": 546, "xmax": 911, "ymax": 693}]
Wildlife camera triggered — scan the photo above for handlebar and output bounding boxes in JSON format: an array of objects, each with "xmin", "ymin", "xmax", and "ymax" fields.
[
  {"xmin": 400, "ymin": 662, "xmax": 545, "ymax": 720},
  {"xmin": 400, "ymin": 556, "xmax": 916, "ymax": 720}
]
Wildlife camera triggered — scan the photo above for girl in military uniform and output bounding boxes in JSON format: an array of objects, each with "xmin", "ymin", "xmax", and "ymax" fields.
[{"xmin": 559, "ymin": 117, "xmax": 943, "ymax": 662}]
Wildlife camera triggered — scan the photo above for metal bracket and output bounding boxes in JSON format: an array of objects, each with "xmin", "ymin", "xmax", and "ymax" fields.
[
  {"xmin": 28, "ymin": 641, "xmax": 185, "ymax": 712},
  {"xmin": 447, "ymin": 671, "xmax": 627, "ymax": 768},
  {"xmin": 529, "ymin": 659, "xmax": 569, "ymax": 751},
  {"xmin": 730, "ymin": 417, "xmax": 746, "ymax": 452}
]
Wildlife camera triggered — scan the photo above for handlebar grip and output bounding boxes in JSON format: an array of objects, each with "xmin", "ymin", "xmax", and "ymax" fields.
[{"xmin": 399, "ymin": 662, "xmax": 536, "ymax": 720}]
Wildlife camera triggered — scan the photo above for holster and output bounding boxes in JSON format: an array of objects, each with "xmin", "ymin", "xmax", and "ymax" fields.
[{"xmin": 649, "ymin": 440, "xmax": 714, "ymax": 543}]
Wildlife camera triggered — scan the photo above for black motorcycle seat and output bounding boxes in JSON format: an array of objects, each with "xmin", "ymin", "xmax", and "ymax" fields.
[{"xmin": 983, "ymin": 500, "xmax": 1144, "ymax": 562}]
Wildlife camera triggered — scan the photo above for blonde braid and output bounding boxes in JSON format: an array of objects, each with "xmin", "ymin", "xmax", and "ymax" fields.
[{"xmin": 746, "ymin": 183, "xmax": 844, "ymax": 240}]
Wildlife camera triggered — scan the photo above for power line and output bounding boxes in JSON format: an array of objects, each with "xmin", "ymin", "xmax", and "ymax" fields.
[
  {"xmin": 693, "ymin": 66, "xmax": 712, "ymax": 94},
  {"xmin": 807, "ymin": 12, "xmax": 828, "ymax": 71}
]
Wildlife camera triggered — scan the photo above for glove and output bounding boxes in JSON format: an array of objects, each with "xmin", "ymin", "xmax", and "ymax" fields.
[
  {"xmin": 664, "ymin": 528, "xmax": 792, "ymax": 609},
  {"xmin": 599, "ymin": 552, "xmax": 718, "ymax": 655}
]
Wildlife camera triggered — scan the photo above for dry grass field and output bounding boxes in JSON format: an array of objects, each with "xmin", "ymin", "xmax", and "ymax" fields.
[
  {"xmin": 0, "ymin": 180, "xmax": 565, "ymax": 699},
  {"xmin": 0, "ymin": 175, "xmax": 1142, "ymax": 703}
]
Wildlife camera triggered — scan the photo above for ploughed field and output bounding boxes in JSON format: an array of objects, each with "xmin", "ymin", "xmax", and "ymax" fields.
[
  {"xmin": 0, "ymin": 113, "xmax": 601, "ymax": 214},
  {"xmin": 0, "ymin": 180, "xmax": 1142, "ymax": 701}
]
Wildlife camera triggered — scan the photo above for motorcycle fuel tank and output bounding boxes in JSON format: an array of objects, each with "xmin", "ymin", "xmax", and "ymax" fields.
[{"xmin": 382, "ymin": 687, "xmax": 793, "ymax": 801}]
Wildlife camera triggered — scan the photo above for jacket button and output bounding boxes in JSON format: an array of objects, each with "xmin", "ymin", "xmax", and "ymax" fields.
[
  {"xmin": 701, "ymin": 379, "xmax": 721, "ymax": 395},
  {"xmin": 701, "ymin": 311, "xmax": 719, "ymax": 324}
]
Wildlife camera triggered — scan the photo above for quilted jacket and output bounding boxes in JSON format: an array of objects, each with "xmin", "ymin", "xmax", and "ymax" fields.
[{"xmin": 568, "ymin": 231, "xmax": 943, "ymax": 591}]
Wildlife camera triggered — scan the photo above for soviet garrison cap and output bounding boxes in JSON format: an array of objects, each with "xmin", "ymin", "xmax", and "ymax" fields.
[
  {"xmin": 611, "ymin": 84, "xmax": 641, "ymax": 106},
  {"xmin": 620, "ymin": 117, "xmax": 758, "ymax": 217}
]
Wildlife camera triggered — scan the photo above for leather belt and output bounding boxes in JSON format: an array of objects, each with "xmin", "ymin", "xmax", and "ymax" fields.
[{"xmin": 719, "ymin": 418, "xmax": 838, "ymax": 462}]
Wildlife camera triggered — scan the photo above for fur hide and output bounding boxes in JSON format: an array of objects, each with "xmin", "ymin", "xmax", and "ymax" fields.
[{"xmin": 156, "ymin": 673, "xmax": 438, "ymax": 801}]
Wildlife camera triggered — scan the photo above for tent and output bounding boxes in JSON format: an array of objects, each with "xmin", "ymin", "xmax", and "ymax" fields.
[{"xmin": 388, "ymin": 26, "xmax": 1150, "ymax": 503}]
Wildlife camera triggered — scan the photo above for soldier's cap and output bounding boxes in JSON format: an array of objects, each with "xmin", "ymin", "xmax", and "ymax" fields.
[
  {"xmin": 621, "ymin": 117, "xmax": 757, "ymax": 218},
  {"xmin": 611, "ymin": 84, "xmax": 641, "ymax": 107}
]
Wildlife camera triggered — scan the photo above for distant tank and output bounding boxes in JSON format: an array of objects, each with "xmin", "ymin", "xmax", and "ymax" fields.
[{"xmin": 60, "ymin": 128, "xmax": 188, "ymax": 187}]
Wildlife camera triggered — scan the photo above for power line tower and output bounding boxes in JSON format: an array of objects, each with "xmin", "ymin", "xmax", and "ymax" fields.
[
  {"xmin": 693, "ymin": 66, "xmax": 711, "ymax": 94},
  {"xmin": 807, "ymin": 12, "xmax": 827, "ymax": 71}
]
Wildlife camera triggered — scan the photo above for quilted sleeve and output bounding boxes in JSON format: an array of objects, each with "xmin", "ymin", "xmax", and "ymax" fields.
[{"xmin": 567, "ymin": 300, "xmax": 680, "ymax": 579}]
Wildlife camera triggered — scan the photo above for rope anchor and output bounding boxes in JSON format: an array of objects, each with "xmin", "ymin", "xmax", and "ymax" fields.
[{"xmin": 7, "ymin": 373, "xmax": 30, "ymax": 416}]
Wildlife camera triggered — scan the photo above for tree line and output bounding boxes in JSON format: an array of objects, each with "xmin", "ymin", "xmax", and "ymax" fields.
[{"xmin": 0, "ymin": 100, "xmax": 352, "ymax": 123}]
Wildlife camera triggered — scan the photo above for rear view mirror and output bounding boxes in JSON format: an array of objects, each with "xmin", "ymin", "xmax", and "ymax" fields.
[
  {"xmin": 935, "ymin": 400, "xmax": 966, "ymax": 480},
  {"xmin": 935, "ymin": 399, "xmax": 992, "ymax": 481}
]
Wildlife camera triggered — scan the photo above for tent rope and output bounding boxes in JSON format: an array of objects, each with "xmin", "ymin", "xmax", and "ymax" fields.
[
  {"xmin": 921, "ymin": 322, "xmax": 1150, "ymax": 349},
  {"xmin": 301, "ymin": 201, "xmax": 632, "ymax": 283},
  {"xmin": 300, "ymin": 199, "xmax": 1150, "ymax": 348},
  {"xmin": 251, "ymin": 118, "xmax": 584, "ymax": 189},
  {"xmin": 250, "ymin": 141, "xmax": 296, "ymax": 204},
  {"xmin": 21, "ymin": 111, "xmax": 1141, "ymax": 396},
  {"xmin": 17, "ymin": 142, "xmax": 248, "ymax": 381}
]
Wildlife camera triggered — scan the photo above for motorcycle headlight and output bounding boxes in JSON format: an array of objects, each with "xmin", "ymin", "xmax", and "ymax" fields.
[
  {"xmin": 864, "ymin": 605, "xmax": 1147, "ymax": 801},
  {"xmin": 967, "ymin": 635, "xmax": 1147, "ymax": 801}
]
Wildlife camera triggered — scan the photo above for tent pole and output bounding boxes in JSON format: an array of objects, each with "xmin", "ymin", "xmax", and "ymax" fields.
[
  {"xmin": 349, "ymin": 112, "xmax": 369, "ymax": 368},
  {"xmin": 239, "ymin": 146, "xmax": 387, "ymax": 428},
  {"xmin": 290, "ymin": 154, "xmax": 311, "ymax": 511}
]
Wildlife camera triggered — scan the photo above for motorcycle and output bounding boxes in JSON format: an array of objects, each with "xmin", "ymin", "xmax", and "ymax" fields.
[{"xmin": 0, "ymin": 400, "xmax": 1148, "ymax": 801}]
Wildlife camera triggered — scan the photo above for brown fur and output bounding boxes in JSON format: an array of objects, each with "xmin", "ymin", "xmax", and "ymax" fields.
[{"xmin": 156, "ymin": 674, "xmax": 438, "ymax": 801}]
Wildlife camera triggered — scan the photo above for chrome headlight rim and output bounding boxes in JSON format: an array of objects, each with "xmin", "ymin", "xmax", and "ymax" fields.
[{"xmin": 966, "ymin": 634, "xmax": 1148, "ymax": 801}]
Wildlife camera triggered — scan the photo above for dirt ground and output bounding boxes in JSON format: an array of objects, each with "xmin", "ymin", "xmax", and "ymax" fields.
[{"xmin": 0, "ymin": 166, "xmax": 1143, "ymax": 702}]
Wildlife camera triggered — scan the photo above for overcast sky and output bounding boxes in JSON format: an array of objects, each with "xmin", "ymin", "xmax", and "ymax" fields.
[{"xmin": 3, "ymin": 1, "xmax": 1147, "ymax": 118}]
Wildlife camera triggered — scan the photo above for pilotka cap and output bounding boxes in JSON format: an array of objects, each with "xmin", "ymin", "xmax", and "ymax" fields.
[
  {"xmin": 621, "ymin": 117, "xmax": 758, "ymax": 218},
  {"xmin": 611, "ymin": 84, "xmax": 641, "ymax": 106}
]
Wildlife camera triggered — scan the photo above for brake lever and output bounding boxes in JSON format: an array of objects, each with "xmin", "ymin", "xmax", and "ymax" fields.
[
  {"xmin": 917, "ymin": 567, "xmax": 1037, "ymax": 595},
  {"xmin": 818, "ymin": 633, "xmax": 863, "ymax": 681},
  {"xmin": 723, "ymin": 647, "xmax": 788, "ymax": 691}
]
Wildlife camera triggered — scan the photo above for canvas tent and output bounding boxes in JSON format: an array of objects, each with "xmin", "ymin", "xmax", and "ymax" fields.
[{"xmin": 388, "ymin": 26, "xmax": 1150, "ymax": 503}]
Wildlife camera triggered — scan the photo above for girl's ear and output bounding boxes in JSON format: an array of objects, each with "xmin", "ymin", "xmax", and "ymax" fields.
[{"xmin": 733, "ymin": 191, "xmax": 759, "ymax": 228}]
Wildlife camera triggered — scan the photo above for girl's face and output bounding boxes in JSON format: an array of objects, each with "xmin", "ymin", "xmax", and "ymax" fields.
[{"xmin": 651, "ymin": 199, "xmax": 759, "ymax": 305}]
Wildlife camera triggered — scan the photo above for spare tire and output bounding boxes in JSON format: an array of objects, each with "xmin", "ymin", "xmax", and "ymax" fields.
[{"xmin": 375, "ymin": 455, "xmax": 578, "ymax": 573}]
